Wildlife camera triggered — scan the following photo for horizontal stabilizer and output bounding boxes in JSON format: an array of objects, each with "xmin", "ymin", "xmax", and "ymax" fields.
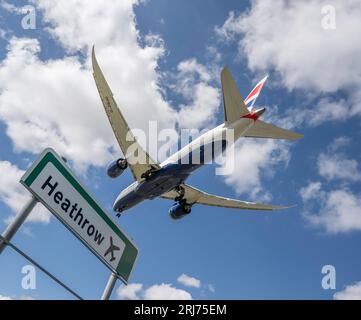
[{"xmin": 245, "ymin": 120, "xmax": 303, "ymax": 140}]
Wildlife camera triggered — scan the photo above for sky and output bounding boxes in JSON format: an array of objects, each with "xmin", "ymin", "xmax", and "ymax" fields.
[{"xmin": 0, "ymin": 0, "xmax": 361, "ymax": 300}]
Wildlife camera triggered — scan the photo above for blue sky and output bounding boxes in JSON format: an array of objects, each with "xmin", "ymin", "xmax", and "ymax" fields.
[{"xmin": 0, "ymin": 0, "xmax": 361, "ymax": 300}]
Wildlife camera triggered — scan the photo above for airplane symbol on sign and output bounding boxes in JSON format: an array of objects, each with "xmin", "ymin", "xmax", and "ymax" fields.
[{"xmin": 104, "ymin": 236, "xmax": 120, "ymax": 262}]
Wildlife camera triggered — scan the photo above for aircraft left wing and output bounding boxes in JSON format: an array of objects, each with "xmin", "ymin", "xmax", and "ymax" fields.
[
  {"xmin": 92, "ymin": 47, "xmax": 160, "ymax": 182},
  {"xmin": 161, "ymin": 184, "xmax": 288, "ymax": 211}
]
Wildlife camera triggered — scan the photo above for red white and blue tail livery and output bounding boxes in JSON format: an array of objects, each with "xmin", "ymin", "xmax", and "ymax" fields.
[{"xmin": 244, "ymin": 75, "xmax": 268, "ymax": 111}]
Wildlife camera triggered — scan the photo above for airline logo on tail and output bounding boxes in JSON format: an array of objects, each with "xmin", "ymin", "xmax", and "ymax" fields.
[{"xmin": 244, "ymin": 75, "xmax": 268, "ymax": 111}]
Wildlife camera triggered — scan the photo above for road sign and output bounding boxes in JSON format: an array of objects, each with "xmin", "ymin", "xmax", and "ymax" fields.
[{"xmin": 20, "ymin": 148, "xmax": 138, "ymax": 283}]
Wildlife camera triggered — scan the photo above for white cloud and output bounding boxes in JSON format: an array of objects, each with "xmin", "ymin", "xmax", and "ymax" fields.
[
  {"xmin": 207, "ymin": 284, "xmax": 215, "ymax": 293},
  {"xmin": 22, "ymin": 226, "xmax": 34, "ymax": 237},
  {"xmin": 299, "ymin": 181, "xmax": 323, "ymax": 202},
  {"xmin": 34, "ymin": 0, "xmax": 138, "ymax": 53},
  {"xmin": 117, "ymin": 274, "xmax": 199, "ymax": 300},
  {"xmin": 0, "ymin": 37, "xmax": 113, "ymax": 173},
  {"xmin": 222, "ymin": 139, "xmax": 290, "ymax": 200},
  {"xmin": 307, "ymin": 99, "xmax": 350, "ymax": 126},
  {"xmin": 0, "ymin": 1, "xmax": 25, "ymax": 14},
  {"xmin": 330, "ymin": 136, "xmax": 351, "ymax": 151},
  {"xmin": 288, "ymin": 98, "xmax": 350, "ymax": 128},
  {"xmin": 0, "ymin": 161, "xmax": 50, "ymax": 224},
  {"xmin": 117, "ymin": 282, "xmax": 192, "ymax": 300},
  {"xmin": 176, "ymin": 58, "xmax": 220, "ymax": 129},
  {"xmin": 300, "ymin": 138, "xmax": 361, "ymax": 233},
  {"xmin": 0, "ymin": 29, "xmax": 6, "ymax": 39},
  {"xmin": 0, "ymin": 293, "xmax": 35, "ymax": 300},
  {"xmin": 177, "ymin": 273, "xmax": 201, "ymax": 288},
  {"xmin": 19, "ymin": 295, "xmax": 35, "ymax": 300},
  {"xmin": 301, "ymin": 182, "xmax": 361, "ymax": 233},
  {"xmin": 34, "ymin": 0, "xmax": 176, "ymax": 132},
  {"xmin": 216, "ymin": 0, "xmax": 361, "ymax": 125},
  {"xmin": 315, "ymin": 138, "xmax": 361, "ymax": 182},
  {"xmin": 334, "ymin": 281, "xmax": 361, "ymax": 300},
  {"xmin": 0, "ymin": 0, "xmax": 224, "ymax": 174},
  {"xmin": 216, "ymin": 0, "xmax": 361, "ymax": 93},
  {"xmin": 310, "ymin": 188, "xmax": 361, "ymax": 233},
  {"xmin": 0, "ymin": 0, "xmax": 177, "ymax": 173},
  {"xmin": 116, "ymin": 283, "xmax": 143, "ymax": 300},
  {"xmin": 0, "ymin": 161, "xmax": 28, "ymax": 214},
  {"xmin": 318, "ymin": 153, "xmax": 361, "ymax": 182},
  {"xmin": 143, "ymin": 283, "xmax": 192, "ymax": 300}
]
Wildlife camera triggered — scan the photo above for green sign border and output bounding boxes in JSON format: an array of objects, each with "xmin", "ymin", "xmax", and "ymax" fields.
[{"xmin": 21, "ymin": 149, "xmax": 138, "ymax": 283}]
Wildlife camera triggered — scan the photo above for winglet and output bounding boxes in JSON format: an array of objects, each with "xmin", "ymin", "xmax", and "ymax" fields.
[{"xmin": 91, "ymin": 45, "xmax": 97, "ymax": 71}]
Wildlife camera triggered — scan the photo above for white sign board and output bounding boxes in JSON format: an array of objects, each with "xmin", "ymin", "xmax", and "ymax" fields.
[{"xmin": 21, "ymin": 148, "xmax": 138, "ymax": 283}]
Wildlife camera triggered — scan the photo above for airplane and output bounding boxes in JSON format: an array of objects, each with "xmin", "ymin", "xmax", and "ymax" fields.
[
  {"xmin": 104, "ymin": 236, "xmax": 120, "ymax": 262},
  {"xmin": 91, "ymin": 47, "xmax": 303, "ymax": 220}
]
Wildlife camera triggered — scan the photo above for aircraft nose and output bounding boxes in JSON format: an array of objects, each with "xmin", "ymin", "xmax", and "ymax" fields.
[{"xmin": 113, "ymin": 194, "xmax": 122, "ymax": 212}]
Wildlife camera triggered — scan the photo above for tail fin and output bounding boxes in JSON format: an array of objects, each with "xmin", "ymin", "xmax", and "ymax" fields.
[
  {"xmin": 221, "ymin": 67, "xmax": 248, "ymax": 124},
  {"xmin": 245, "ymin": 120, "xmax": 303, "ymax": 140},
  {"xmin": 244, "ymin": 75, "xmax": 268, "ymax": 111},
  {"xmin": 220, "ymin": 67, "xmax": 303, "ymax": 140}
]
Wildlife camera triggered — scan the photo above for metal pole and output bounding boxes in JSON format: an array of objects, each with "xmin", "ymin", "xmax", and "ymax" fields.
[
  {"xmin": 0, "ymin": 234, "xmax": 83, "ymax": 300},
  {"xmin": 0, "ymin": 195, "xmax": 38, "ymax": 254},
  {"xmin": 101, "ymin": 272, "xmax": 117, "ymax": 300}
]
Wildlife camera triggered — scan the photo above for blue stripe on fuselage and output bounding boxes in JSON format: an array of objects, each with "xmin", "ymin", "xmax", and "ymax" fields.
[{"xmin": 177, "ymin": 139, "xmax": 227, "ymax": 165}]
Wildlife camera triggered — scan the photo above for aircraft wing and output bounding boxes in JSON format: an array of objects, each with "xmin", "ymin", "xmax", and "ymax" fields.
[
  {"xmin": 161, "ymin": 184, "xmax": 288, "ymax": 211},
  {"xmin": 244, "ymin": 120, "xmax": 303, "ymax": 140},
  {"xmin": 92, "ymin": 47, "xmax": 160, "ymax": 182}
]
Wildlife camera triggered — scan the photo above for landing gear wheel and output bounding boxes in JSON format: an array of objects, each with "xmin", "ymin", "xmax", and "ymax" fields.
[
  {"xmin": 141, "ymin": 170, "xmax": 154, "ymax": 181},
  {"xmin": 176, "ymin": 198, "xmax": 191, "ymax": 214},
  {"xmin": 182, "ymin": 203, "xmax": 192, "ymax": 214},
  {"xmin": 116, "ymin": 212, "xmax": 122, "ymax": 218},
  {"xmin": 174, "ymin": 185, "xmax": 185, "ymax": 202}
]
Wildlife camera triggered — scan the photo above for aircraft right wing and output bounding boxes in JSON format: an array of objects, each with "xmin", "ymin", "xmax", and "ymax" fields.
[
  {"xmin": 161, "ymin": 184, "xmax": 288, "ymax": 211},
  {"xmin": 92, "ymin": 47, "xmax": 160, "ymax": 182}
]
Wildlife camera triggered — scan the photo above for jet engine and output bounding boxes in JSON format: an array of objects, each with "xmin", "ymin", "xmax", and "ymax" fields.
[
  {"xmin": 169, "ymin": 203, "xmax": 192, "ymax": 220},
  {"xmin": 107, "ymin": 158, "xmax": 128, "ymax": 178}
]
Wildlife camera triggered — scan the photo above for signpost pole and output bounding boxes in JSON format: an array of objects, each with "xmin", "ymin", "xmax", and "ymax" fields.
[
  {"xmin": 101, "ymin": 272, "xmax": 118, "ymax": 300},
  {"xmin": 0, "ymin": 195, "xmax": 38, "ymax": 254}
]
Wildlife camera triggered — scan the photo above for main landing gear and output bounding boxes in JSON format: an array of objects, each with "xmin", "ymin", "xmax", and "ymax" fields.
[
  {"xmin": 174, "ymin": 185, "xmax": 185, "ymax": 202},
  {"xmin": 141, "ymin": 169, "xmax": 155, "ymax": 181},
  {"xmin": 173, "ymin": 185, "xmax": 192, "ymax": 214}
]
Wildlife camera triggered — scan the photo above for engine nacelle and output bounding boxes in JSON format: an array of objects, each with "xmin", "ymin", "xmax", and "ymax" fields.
[
  {"xmin": 107, "ymin": 158, "xmax": 128, "ymax": 178},
  {"xmin": 169, "ymin": 203, "xmax": 192, "ymax": 220}
]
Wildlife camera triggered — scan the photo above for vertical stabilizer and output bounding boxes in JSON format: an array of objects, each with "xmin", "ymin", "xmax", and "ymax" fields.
[{"xmin": 221, "ymin": 67, "xmax": 248, "ymax": 125}]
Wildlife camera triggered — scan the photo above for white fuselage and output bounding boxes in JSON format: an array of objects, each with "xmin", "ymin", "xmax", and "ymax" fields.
[
  {"xmin": 113, "ymin": 117, "xmax": 256, "ymax": 213},
  {"xmin": 160, "ymin": 117, "xmax": 254, "ymax": 167}
]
